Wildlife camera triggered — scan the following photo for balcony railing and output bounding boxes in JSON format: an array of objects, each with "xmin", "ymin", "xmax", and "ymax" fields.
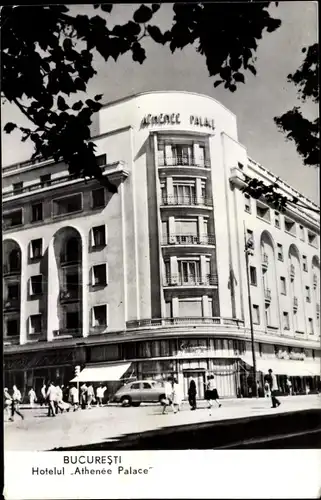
[
  {"xmin": 158, "ymin": 156, "xmax": 211, "ymax": 168},
  {"xmin": 3, "ymin": 299, "xmax": 20, "ymax": 311},
  {"xmin": 126, "ymin": 317, "xmax": 244, "ymax": 329},
  {"xmin": 164, "ymin": 274, "xmax": 218, "ymax": 287},
  {"xmin": 162, "ymin": 234, "xmax": 215, "ymax": 246},
  {"xmin": 3, "ymin": 265, "xmax": 21, "ymax": 277},
  {"xmin": 261, "ymin": 253, "xmax": 269, "ymax": 270},
  {"xmin": 293, "ymin": 297, "xmax": 298, "ymax": 310},
  {"xmin": 53, "ymin": 328, "xmax": 82, "ymax": 338},
  {"xmin": 264, "ymin": 288, "xmax": 271, "ymax": 303},
  {"xmin": 290, "ymin": 264, "xmax": 295, "ymax": 279},
  {"xmin": 59, "ymin": 289, "xmax": 81, "ymax": 303},
  {"xmin": 60, "ymin": 255, "xmax": 81, "ymax": 267},
  {"xmin": 4, "ymin": 335, "xmax": 20, "ymax": 345},
  {"xmin": 161, "ymin": 195, "xmax": 213, "ymax": 207},
  {"xmin": 89, "ymin": 325, "xmax": 107, "ymax": 335}
]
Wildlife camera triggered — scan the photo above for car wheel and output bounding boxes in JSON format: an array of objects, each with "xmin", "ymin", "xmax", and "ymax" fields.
[
  {"xmin": 120, "ymin": 396, "xmax": 132, "ymax": 407},
  {"xmin": 132, "ymin": 402, "xmax": 141, "ymax": 407}
]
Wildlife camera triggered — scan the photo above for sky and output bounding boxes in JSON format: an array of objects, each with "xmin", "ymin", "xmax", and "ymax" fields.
[{"xmin": 1, "ymin": 2, "xmax": 319, "ymax": 203}]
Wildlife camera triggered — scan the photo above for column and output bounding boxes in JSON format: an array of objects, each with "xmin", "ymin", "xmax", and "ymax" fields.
[
  {"xmin": 47, "ymin": 240, "xmax": 59, "ymax": 342},
  {"xmin": 168, "ymin": 216, "xmax": 176, "ymax": 242},
  {"xmin": 165, "ymin": 145, "xmax": 172, "ymax": 166},
  {"xmin": 170, "ymin": 256, "xmax": 178, "ymax": 284},
  {"xmin": 82, "ymin": 245, "xmax": 89, "ymax": 338},
  {"xmin": 20, "ymin": 248, "xmax": 28, "ymax": 345},
  {"xmin": 193, "ymin": 143, "xmax": 199, "ymax": 166},
  {"xmin": 202, "ymin": 295, "xmax": 209, "ymax": 317},
  {"xmin": 195, "ymin": 177, "xmax": 202, "ymax": 204},
  {"xmin": 172, "ymin": 297, "xmax": 179, "ymax": 317},
  {"xmin": 200, "ymin": 255, "xmax": 207, "ymax": 283},
  {"xmin": 166, "ymin": 177, "xmax": 174, "ymax": 203},
  {"xmin": 198, "ymin": 216, "xmax": 204, "ymax": 242}
]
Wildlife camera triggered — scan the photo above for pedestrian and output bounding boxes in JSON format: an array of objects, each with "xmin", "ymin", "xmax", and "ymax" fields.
[
  {"xmin": 80, "ymin": 383, "xmax": 87, "ymax": 409},
  {"xmin": 205, "ymin": 375, "xmax": 221, "ymax": 415},
  {"xmin": 264, "ymin": 378, "xmax": 271, "ymax": 398},
  {"xmin": 188, "ymin": 379, "xmax": 197, "ymax": 410},
  {"xmin": 9, "ymin": 385, "xmax": 24, "ymax": 421},
  {"xmin": 96, "ymin": 384, "xmax": 107, "ymax": 407},
  {"xmin": 256, "ymin": 381, "xmax": 260, "ymax": 398},
  {"xmin": 172, "ymin": 377, "xmax": 183, "ymax": 413},
  {"xmin": 28, "ymin": 387, "xmax": 37, "ymax": 407},
  {"xmin": 69, "ymin": 384, "xmax": 79, "ymax": 411},
  {"xmin": 4, "ymin": 388, "xmax": 12, "ymax": 421},
  {"xmin": 46, "ymin": 381, "xmax": 57, "ymax": 417},
  {"xmin": 55, "ymin": 384, "xmax": 66, "ymax": 414},
  {"xmin": 161, "ymin": 376, "xmax": 175, "ymax": 414},
  {"xmin": 286, "ymin": 377, "xmax": 292, "ymax": 396},
  {"xmin": 268, "ymin": 369, "xmax": 281, "ymax": 409},
  {"xmin": 40, "ymin": 383, "xmax": 47, "ymax": 406},
  {"xmin": 86, "ymin": 384, "xmax": 95, "ymax": 409}
]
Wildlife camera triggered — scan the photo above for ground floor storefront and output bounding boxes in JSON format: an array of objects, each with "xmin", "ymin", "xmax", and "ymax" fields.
[{"xmin": 4, "ymin": 337, "xmax": 321, "ymax": 402}]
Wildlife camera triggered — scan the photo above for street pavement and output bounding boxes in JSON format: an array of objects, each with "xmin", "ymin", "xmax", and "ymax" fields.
[{"xmin": 4, "ymin": 395, "xmax": 321, "ymax": 451}]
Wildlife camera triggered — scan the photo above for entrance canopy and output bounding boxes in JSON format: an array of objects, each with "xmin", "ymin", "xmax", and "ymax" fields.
[
  {"xmin": 241, "ymin": 357, "xmax": 320, "ymax": 377},
  {"xmin": 70, "ymin": 362, "xmax": 132, "ymax": 383}
]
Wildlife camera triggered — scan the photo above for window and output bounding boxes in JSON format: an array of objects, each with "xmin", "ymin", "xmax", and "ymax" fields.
[
  {"xmin": 7, "ymin": 249, "xmax": 21, "ymax": 272},
  {"xmin": 7, "ymin": 283, "xmax": 19, "ymax": 300},
  {"xmin": 29, "ymin": 314, "xmax": 42, "ymax": 334},
  {"xmin": 91, "ymin": 305, "xmax": 107, "ymax": 327},
  {"xmin": 30, "ymin": 239, "xmax": 43, "ymax": 259},
  {"xmin": 130, "ymin": 382, "xmax": 141, "ymax": 390},
  {"xmin": 40, "ymin": 174, "xmax": 51, "ymax": 186},
  {"xmin": 175, "ymin": 219, "xmax": 198, "ymax": 243},
  {"xmin": 3, "ymin": 209, "xmax": 23, "ymax": 229},
  {"xmin": 178, "ymin": 260, "xmax": 201, "ymax": 284},
  {"xmin": 92, "ymin": 187, "xmax": 105, "ymax": 209},
  {"xmin": 66, "ymin": 311, "xmax": 81, "ymax": 329},
  {"xmin": 308, "ymin": 231, "xmax": 318, "ymax": 248},
  {"xmin": 277, "ymin": 243, "xmax": 283, "ymax": 261},
  {"xmin": 246, "ymin": 229, "xmax": 254, "ymax": 249},
  {"xmin": 31, "ymin": 203, "xmax": 43, "ymax": 222},
  {"xmin": 96, "ymin": 154, "xmax": 107, "ymax": 167},
  {"xmin": 6, "ymin": 318, "xmax": 19, "ymax": 337},
  {"xmin": 280, "ymin": 277, "xmax": 287, "ymax": 295},
  {"xmin": 256, "ymin": 203, "xmax": 270, "ymax": 222},
  {"xmin": 244, "ymin": 194, "xmax": 251, "ymax": 213},
  {"xmin": 306, "ymin": 286, "xmax": 311, "ymax": 303},
  {"xmin": 13, "ymin": 182, "xmax": 23, "ymax": 194},
  {"xmin": 29, "ymin": 275, "xmax": 43, "ymax": 296},
  {"xmin": 91, "ymin": 264, "xmax": 107, "ymax": 287},
  {"xmin": 274, "ymin": 212, "xmax": 280, "ymax": 228},
  {"xmin": 299, "ymin": 225, "xmax": 305, "ymax": 241},
  {"xmin": 52, "ymin": 193, "xmax": 82, "ymax": 216},
  {"xmin": 283, "ymin": 312, "xmax": 290, "ymax": 330},
  {"xmin": 252, "ymin": 305, "xmax": 260, "ymax": 324},
  {"xmin": 172, "ymin": 144, "xmax": 193, "ymax": 166},
  {"xmin": 265, "ymin": 306, "xmax": 271, "ymax": 326},
  {"xmin": 90, "ymin": 225, "xmax": 107, "ymax": 248},
  {"xmin": 142, "ymin": 382, "xmax": 152, "ymax": 389},
  {"xmin": 308, "ymin": 318, "xmax": 314, "ymax": 335},
  {"xmin": 249, "ymin": 266, "xmax": 257, "ymax": 286},
  {"xmin": 302, "ymin": 255, "xmax": 308, "ymax": 272},
  {"xmin": 284, "ymin": 217, "xmax": 296, "ymax": 236},
  {"xmin": 178, "ymin": 299, "xmax": 202, "ymax": 317},
  {"xmin": 173, "ymin": 182, "xmax": 196, "ymax": 205}
]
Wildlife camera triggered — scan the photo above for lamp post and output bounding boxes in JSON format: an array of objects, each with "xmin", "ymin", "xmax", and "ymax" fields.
[{"xmin": 244, "ymin": 227, "xmax": 257, "ymax": 398}]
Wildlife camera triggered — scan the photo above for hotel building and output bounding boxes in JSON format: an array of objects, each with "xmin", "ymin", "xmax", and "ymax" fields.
[{"xmin": 3, "ymin": 91, "xmax": 320, "ymax": 400}]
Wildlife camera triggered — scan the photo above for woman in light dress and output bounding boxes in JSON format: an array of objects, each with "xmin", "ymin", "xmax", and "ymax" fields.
[
  {"xmin": 171, "ymin": 377, "xmax": 184, "ymax": 414},
  {"xmin": 28, "ymin": 387, "xmax": 37, "ymax": 407}
]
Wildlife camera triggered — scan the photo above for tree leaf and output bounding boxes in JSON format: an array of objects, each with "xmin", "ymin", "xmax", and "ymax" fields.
[
  {"xmin": 234, "ymin": 72, "xmax": 245, "ymax": 83},
  {"xmin": 248, "ymin": 64, "xmax": 257, "ymax": 76},
  {"xmin": 94, "ymin": 94, "xmax": 103, "ymax": 101},
  {"xmin": 213, "ymin": 80, "xmax": 223, "ymax": 88},
  {"xmin": 133, "ymin": 5, "xmax": 153, "ymax": 24},
  {"xmin": 4, "ymin": 122, "xmax": 17, "ymax": 134},
  {"xmin": 74, "ymin": 77, "xmax": 86, "ymax": 92},
  {"xmin": 72, "ymin": 100, "xmax": 84, "ymax": 111},
  {"xmin": 57, "ymin": 95, "xmax": 69, "ymax": 111},
  {"xmin": 147, "ymin": 25, "xmax": 165, "ymax": 44}
]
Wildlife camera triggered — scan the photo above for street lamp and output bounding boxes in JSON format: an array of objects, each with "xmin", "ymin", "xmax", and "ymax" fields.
[{"xmin": 244, "ymin": 227, "xmax": 257, "ymax": 398}]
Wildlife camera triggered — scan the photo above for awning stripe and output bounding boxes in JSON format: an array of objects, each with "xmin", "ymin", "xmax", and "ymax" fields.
[
  {"xmin": 241, "ymin": 357, "xmax": 321, "ymax": 376},
  {"xmin": 70, "ymin": 362, "xmax": 132, "ymax": 382}
]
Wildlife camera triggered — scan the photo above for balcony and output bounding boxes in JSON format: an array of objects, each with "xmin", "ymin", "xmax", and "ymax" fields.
[
  {"xmin": 164, "ymin": 274, "xmax": 218, "ymax": 287},
  {"xmin": 162, "ymin": 234, "xmax": 215, "ymax": 246},
  {"xmin": 126, "ymin": 317, "xmax": 245, "ymax": 329},
  {"xmin": 313, "ymin": 273, "xmax": 318, "ymax": 288},
  {"xmin": 89, "ymin": 325, "xmax": 107, "ymax": 336},
  {"xmin": 3, "ymin": 299, "xmax": 20, "ymax": 312},
  {"xmin": 53, "ymin": 328, "xmax": 82, "ymax": 338},
  {"xmin": 161, "ymin": 195, "xmax": 213, "ymax": 208},
  {"xmin": 60, "ymin": 256, "xmax": 81, "ymax": 267},
  {"xmin": 158, "ymin": 156, "xmax": 210, "ymax": 169},
  {"xmin": 261, "ymin": 253, "xmax": 269, "ymax": 271},
  {"xmin": 293, "ymin": 297, "xmax": 298, "ymax": 311},
  {"xmin": 290, "ymin": 264, "xmax": 295, "ymax": 280},
  {"xmin": 59, "ymin": 289, "xmax": 81, "ymax": 303},
  {"xmin": 3, "ymin": 265, "xmax": 21, "ymax": 277},
  {"xmin": 264, "ymin": 288, "xmax": 271, "ymax": 304},
  {"xmin": 4, "ymin": 335, "xmax": 20, "ymax": 346}
]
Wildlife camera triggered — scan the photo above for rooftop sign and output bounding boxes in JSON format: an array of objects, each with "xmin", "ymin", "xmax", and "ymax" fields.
[{"xmin": 141, "ymin": 113, "xmax": 215, "ymax": 130}]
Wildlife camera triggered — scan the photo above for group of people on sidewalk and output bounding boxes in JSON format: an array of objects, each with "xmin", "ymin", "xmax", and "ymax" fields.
[
  {"xmin": 4, "ymin": 386, "xmax": 24, "ymax": 422},
  {"xmin": 161, "ymin": 374, "xmax": 222, "ymax": 416}
]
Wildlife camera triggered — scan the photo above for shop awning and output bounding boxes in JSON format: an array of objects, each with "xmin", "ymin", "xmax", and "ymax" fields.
[
  {"xmin": 241, "ymin": 357, "xmax": 321, "ymax": 377},
  {"xmin": 70, "ymin": 362, "xmax": 132, "ymax": 383}
]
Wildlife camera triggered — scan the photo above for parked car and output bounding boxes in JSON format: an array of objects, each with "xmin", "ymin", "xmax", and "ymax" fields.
[{"xmin": 112, "ymin": 380, "xmax": 166, "ymax": 407}]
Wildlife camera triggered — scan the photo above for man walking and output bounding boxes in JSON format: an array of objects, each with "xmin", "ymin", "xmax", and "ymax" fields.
[
  {"xmin": 268, "ymin": 369, "xmax": 281, "ymax": 408},
  {"xmin": 40, "ymin": 383, "xmax": 47, "ymax": 406},
  {"xmin": 9, "ymin": 385, "xmax": 24, "ymax": 421},
  {"xmin": 46, "ymin": 381, "xmax": 57, "ymax": 417}
]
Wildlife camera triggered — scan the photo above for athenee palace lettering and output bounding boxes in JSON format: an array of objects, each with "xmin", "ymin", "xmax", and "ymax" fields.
[{"xmin": 141, "ymin": 113, "xmax": 215, "ymax": 130}]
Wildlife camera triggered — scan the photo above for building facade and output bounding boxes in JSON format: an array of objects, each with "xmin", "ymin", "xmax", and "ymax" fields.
[{"xmin": 3, "ymin": 91, "xmax": 320, "ymax": 400}]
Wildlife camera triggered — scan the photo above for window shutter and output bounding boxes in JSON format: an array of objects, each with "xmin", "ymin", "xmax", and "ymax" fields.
[
  {"xmin": 90, "ymin": 267, "xmax": 94, "ymax": 286},
  {"xmin": 28, "ymin": 316, "xmax": 32, "ymax": 334},
  {"xmin": 90, "ymin": 308, "xmax": 95, "ymax": 327},
  {"xmin": 29, "ymin": 242, "xmax": 33, "ymax": 260},
  {"xmin": 28, "ymin": 278, "xmax": 32, "ymax": 296},
  {"xmin": 90, "ymin": 228, "xmax": 94, "ymax": 247},
  {"xmin": 105, "ymin": 224, "xmax": 108, "ymax": 245},
  {"xmin": 106, "ymin": 304, "xmax": 109, "ymax": 327},
  {"xmin": 105, "ymin": 263, "xmax": 108, "ymax": 285}
]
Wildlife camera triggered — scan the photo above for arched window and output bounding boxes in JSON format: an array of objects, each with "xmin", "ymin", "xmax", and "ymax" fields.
[
  {"xmin": 9, "ymin": 249, "xmax": 20, "ymax": 271},
  {"xmin": 65, "ymin": 237, "xmax": 81, "ymax": 263}
]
